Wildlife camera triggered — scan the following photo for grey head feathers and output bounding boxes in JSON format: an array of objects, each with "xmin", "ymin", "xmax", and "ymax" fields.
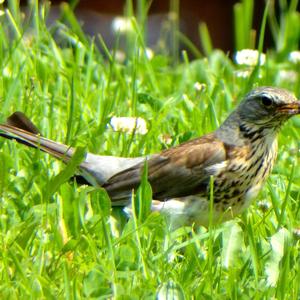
[
  {"xmin": 215, "ymin": 87, "xmax": 299, "ymax": 146},
  {"xmin": 236, "ymin": 86, "xmax": 298, "ymax": 125}
]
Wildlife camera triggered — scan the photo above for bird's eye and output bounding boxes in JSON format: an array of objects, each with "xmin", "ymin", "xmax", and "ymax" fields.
[{"xmin": 260, "ymin": 96, "xmax": 273, "ymax": 107}]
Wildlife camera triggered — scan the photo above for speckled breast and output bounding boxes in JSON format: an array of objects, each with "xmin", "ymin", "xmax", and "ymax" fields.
[{"xmin": 209, "ymin": 135, "xmax": 278, "ymax": 214}]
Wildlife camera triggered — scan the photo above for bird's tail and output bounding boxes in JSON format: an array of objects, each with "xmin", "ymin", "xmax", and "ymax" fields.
[
  {"xmin": 0, "ymin": 112, "xmax": 146, "ymax": 190},
  {"xmin": 0, "ymin": 112, "xmax": 74, "ymax": 161}
]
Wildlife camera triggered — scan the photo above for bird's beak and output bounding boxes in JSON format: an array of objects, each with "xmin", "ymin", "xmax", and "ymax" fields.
[{"xmin": 278, "ymin": 101, "xmax": 300, "ymax": 115}]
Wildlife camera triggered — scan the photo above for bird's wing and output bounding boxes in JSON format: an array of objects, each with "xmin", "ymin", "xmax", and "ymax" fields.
[
  {"xmin": 0, "ymin": 112, "xmax": 228, "ymax": 204},
  {"xmin": 104, "ymin": 134, "xmax": 227, "ymax": 201}
]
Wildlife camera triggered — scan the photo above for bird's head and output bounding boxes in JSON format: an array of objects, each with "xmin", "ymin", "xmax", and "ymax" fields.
[{"xmin": 237, "ymin": 87, "xmax": 300, "ymax": 127}]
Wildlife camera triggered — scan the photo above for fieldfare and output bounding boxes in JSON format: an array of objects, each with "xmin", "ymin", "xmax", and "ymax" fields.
[{"xmin": 0, "ymin": 86, "xmax": 299, "ymax": 225}]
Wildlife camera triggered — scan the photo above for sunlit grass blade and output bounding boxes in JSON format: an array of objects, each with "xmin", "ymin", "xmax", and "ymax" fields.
[{"xmin": 44, "ymin": 147, "xmax": 86, "ymax": 200}]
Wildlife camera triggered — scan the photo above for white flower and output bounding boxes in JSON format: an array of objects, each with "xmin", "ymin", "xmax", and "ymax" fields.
[
  {"xmin": 145, "ymin": 47, "xmax": 154, "ymax": 60},
  {"xmin": 234, "ymin": 69, "xmax": 252, "ymax": 78},
  {"xmin": 235, "ymin": 49, "xmax": 266, "ymax": 66},
  {"xmin": 193, "ymin": 82, "xmax": 206, "ymax": 91},
  {"xmin": 289, "ymin": 51, "xmax": 300, "ymax": 63},
  {"xmin": 159, "ymin": 134, "xmax": 172, "ymax": 145},
  {"xmin": 2, "ymin": 66, "xmax": 12, "ymax": 78},
  {"xmin": 277, "ymin": 70, "xmax": 298, "ymax": 83},
  {"xmin": 110, "ymin": 117, "xmax": 148, "ymax": 135},
  {"xmin": 293, "ymin": 228, "xmax": 300, "ymax": 239},
  {"xmin": 257, "ymin": 200, "xmax": 271, "ymax": 213},
  {"xmin": 234, "ymin": 68, "xmax": 263, "ymax": 79},
  {"xmin": 112, "ymin": 16, "xmax": 133, "ymax": 33},
  {"xmin": 115, "ymin": 50, "xmax": 126, "ymax": 63}
]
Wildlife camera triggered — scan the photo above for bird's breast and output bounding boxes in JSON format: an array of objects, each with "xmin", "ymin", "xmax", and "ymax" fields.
[{"xmin": 208, "ymin": 135, "xmax": 278, "ymax": 214}]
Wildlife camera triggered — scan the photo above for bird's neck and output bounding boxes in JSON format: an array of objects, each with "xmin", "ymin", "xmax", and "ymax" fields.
[{"xmin": 215, "ymin": 112, "xmax": 279, "ymax": 147}]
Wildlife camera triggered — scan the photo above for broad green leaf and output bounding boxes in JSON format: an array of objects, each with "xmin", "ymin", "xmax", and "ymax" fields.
[
  {"xmin": 44, "ymin": 147, "xmax": 86, "ymax": 200},
  {"xmin": 265, "ymin": 228, "xmax": 292, "ymax": 287},
  {"xmin": 221, "ymin": 221, "xmax": 244, "ymax": 269}
]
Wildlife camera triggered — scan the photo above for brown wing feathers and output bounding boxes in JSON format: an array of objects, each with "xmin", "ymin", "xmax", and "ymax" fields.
[
  {"xmin": 104, "ymin": 135, "xmax": 227, "ymax": 200},
  {"xmin": 0, "ymin": 112, "xmax": 227, "ymax": 202}
]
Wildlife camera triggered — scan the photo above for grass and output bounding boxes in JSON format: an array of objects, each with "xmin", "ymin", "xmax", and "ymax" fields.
[{"xmin": 0, "ymin": 0, "xmax": 300, "ymax": 298}]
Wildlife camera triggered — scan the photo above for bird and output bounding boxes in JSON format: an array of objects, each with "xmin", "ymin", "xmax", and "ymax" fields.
[{"xmin": 0, "ymin": 86, "xmax": 299, "ymax": 226}]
